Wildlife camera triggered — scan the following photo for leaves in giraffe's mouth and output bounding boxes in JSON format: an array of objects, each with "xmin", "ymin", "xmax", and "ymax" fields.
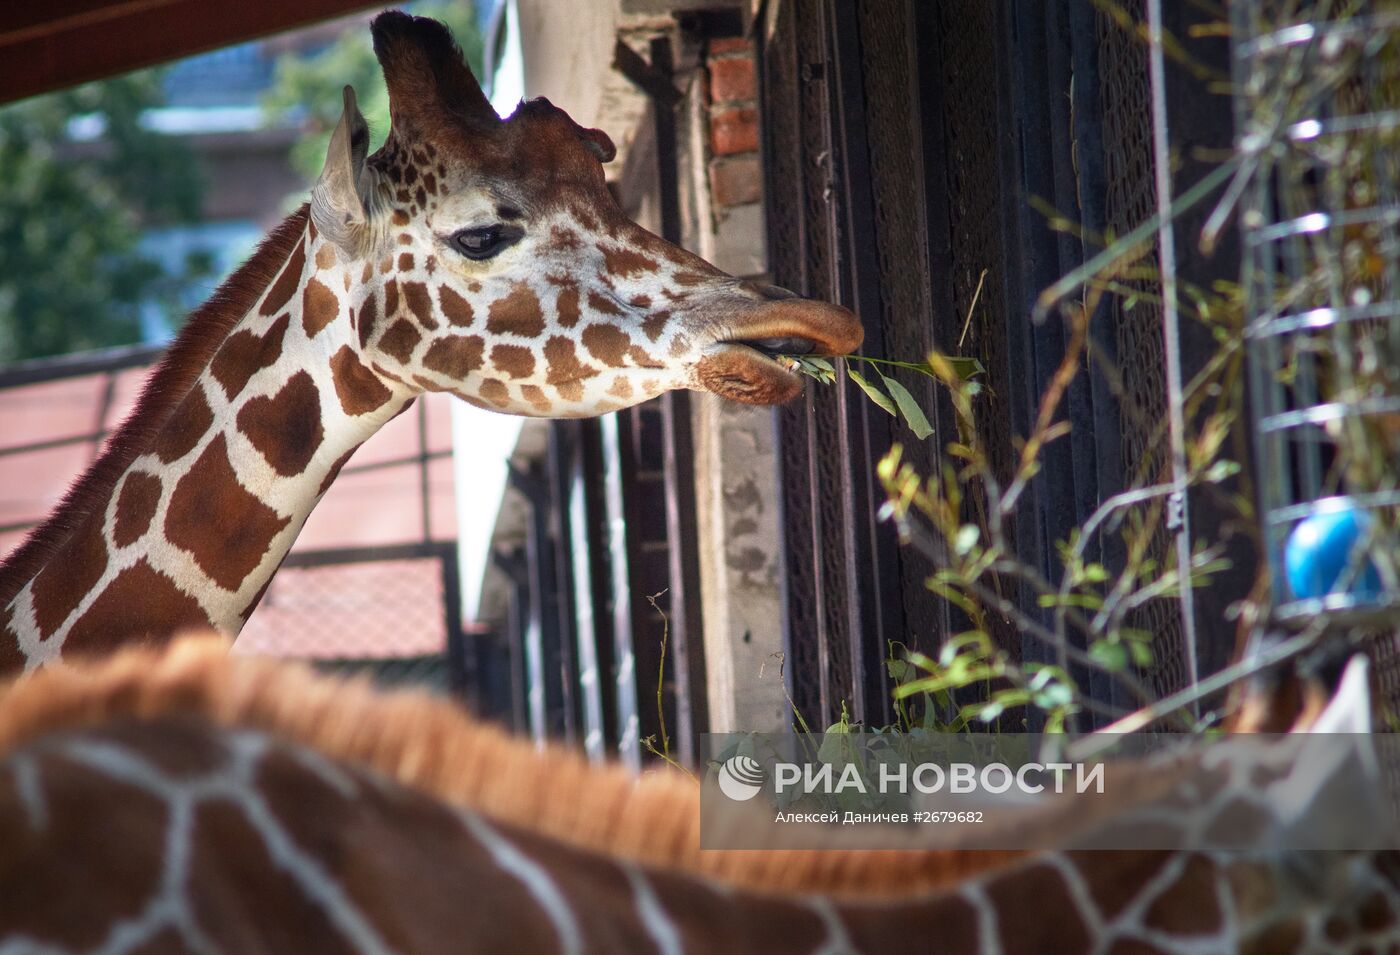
[{"xmin": 778, "ymin": 355, "xmax": 837, "ymax": 383}]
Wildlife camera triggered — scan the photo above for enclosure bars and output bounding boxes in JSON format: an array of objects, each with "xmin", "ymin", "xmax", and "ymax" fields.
[
  {"xmin": 1146, "ymin": 0, "xmax": 1202, "ymax": 700},
  {"xmin": 1236, "ymin": 2, "xmax": 1400, "ymax": 631}
]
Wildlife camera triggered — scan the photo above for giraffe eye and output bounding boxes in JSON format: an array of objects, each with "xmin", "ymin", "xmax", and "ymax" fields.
[{"xmin": 451, "ymin": 224, "xmax": 522, "ymax": 260}]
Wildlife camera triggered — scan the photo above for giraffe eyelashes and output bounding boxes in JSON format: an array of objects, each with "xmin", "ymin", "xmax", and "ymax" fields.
[{"xmin": 450, "ymin": 224, "xmax": 524, "ymax": 260}]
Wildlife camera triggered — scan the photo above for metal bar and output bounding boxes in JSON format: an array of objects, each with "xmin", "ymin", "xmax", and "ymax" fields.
[
  {"xmin": 652, "ymin": 31, "xmax": 706, "ymax": 760},
  {"xmin": 545, "ymin": 424, "xmax": 580, "ymax": 743},
  {"xmin": 416, "ymin": 398, "xmax": 431, "ymax": 543},
  {"xmin": 491, "ymin": 547, "xmax": 531, "ymax": 734},
  {"xmin": 567, "ymin": 424, "xmax": 607, "ymax": 761},
  {"xmin": 279, "ymin": 540, "xmax": 453, "ymax": 569},
  {"xmin": 1146, "ymin": 0, "xmax": 1201, "ymax": 698},
  {"xmin": 660, "ymin": 392, "xmax": 707, "ymax": 760},
  {"xmin": 339, "ymin": 449, "xmax": 452, "ymax": 477},
  {"xmin": 597, "ymin": 411, "xmax": 640, "ymax": 769},
  {"xmin": 0, "ymin": 342, "xmax": 164, "ymax": 388},
  {"xmin": 0, "ymin": 430, "xmax": 107, "ymax": 459},
  {"xmin": 440, "ymin": 547, "xmax": 474, "ymax": 703},
  {"xmin": 90, "ymin": 372, "xmax": 117, "ymax": 464}
]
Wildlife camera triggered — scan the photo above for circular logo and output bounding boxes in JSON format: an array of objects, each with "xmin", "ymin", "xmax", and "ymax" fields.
[{"xmin": 717, "ymin": 754, "xmax": 765, "ymax": 801}]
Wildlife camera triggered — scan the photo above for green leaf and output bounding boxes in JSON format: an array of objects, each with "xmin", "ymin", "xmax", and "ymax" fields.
[
  {"xmin": 1128, "ymin": 640, "xmax": 1154, "ymax": 668},
  {"xmin": 1204, "ymin": 460, "xmax": 1241, "ymax": 483},
  {"xmin": 1089, "ymin": 640, "xmax": 1129, "ymax": 672},
  {"xmin": 880, "ymin": 374, "xmax": 935, "ymax": 440},
  {"xmin": 848, "ymin": 368, "xmax": 897, "ymax": 416},
  {"xmin": 944, "ymin": 356, "xmax": 987, "ymax": 380}
]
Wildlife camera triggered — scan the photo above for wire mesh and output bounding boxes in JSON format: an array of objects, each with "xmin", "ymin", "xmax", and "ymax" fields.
[
  {"xmin": 1237, "ymin": 1, "xmax": 1400, "ymax": 627},
  {"xmin": 236, "ymin": 557, "xmax": 447, "ymax": 660}
]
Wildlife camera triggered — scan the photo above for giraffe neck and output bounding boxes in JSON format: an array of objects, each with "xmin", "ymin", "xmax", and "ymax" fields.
[
  {"xmin": 0, "ymin": 211, "xmax": 410, "ymax": 672},
  {"xmin": 2, "ymin": 714, "xmax": 1390, "ymax": 954}
]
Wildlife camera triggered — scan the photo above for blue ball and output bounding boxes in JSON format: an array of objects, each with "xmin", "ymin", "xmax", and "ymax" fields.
[{"xmin": 1284, "ymin": 505, "xmax": 1384, "ymax": 601}]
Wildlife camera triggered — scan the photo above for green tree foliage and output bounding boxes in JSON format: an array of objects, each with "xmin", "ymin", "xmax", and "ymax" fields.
[
  {"xmin": 263, "ymin": 3, "xmax": 485, "ymax": 186},
  {"xmin": 0, "ymin": 71, "xmax": 205, "ymax": 362}
]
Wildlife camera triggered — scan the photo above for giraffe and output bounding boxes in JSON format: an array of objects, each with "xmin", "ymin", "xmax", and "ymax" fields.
[
  {"xmin": 0, "ymin": 636, "xmax": 1394, "ymax": 954},
  {"xmin": 0, "ymin": 11, "xmax": 861, "ymax": 674}
]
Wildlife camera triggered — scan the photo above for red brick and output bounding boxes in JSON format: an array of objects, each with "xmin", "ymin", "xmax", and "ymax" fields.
[
  {"xmin": 710, "ymin": 105, "xmax": 759, "ymax": 156},
  {"xmin": 708, "ymin": 37, "xmax": 751, "ymax": 57},
  {"xmin": 709, "ymin": 56, "xmax": 757, "ymax": 104},
  {"xmin": 709, "ymin": 155, "xmax": 762, "ymax": 207}
]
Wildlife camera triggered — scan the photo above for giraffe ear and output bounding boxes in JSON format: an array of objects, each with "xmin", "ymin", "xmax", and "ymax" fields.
[{"xmin": 311, "ymin": 85, "xmax": 371, "ymax": 254}]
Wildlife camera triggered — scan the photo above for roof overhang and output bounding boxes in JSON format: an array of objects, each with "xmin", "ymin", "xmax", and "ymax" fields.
[{"xmin": 0, "ymin": 0, "xmax": 384, "ymax": 106}]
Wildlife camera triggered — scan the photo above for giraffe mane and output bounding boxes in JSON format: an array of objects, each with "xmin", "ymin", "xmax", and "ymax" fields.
[
  {"xmin": 0, "ymin": 207, "xmax": 311, "ymax": 609},
  {"xmin": 0, "ymin": 635, "xmax": 1038, "ymax": 899}
]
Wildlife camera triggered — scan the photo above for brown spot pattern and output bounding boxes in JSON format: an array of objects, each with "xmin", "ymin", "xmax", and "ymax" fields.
[
  {"xmin": 629, "ymin": 345, "xmax": 664, "ymax": 368},
  {"xmin": 423, "ymin": 335, "xmax": 485, "ymax": 379},
  {"xmin": 187, "ymin": 800, "xmax": 362, "ymax": 955},
  {"xmin": 520, "ymin": 385, "xmax": 551, "ymax": 412},
  {"xmin": 403, "ymin": 282, "xmax": 437, "ymax": 329},
  {"xmin": 211, "ymin": 313, "xmax": 289, "ymax": 401},
  {"xmin": 1142, "ymin": 855, "xmax": 1224, "ymax": 936},
  {"xmin": 544, "ymin": 336, "xmax": 599, "ymax": 399},
  {"xmin": 236, "ymin": 372, "xmax": 325, "ymax": 478},
  {"xmin": 315, "ymin": 244, "xmax": 336, "ymax": 269},
  {"xmin": 581, "ymin": 324, "xmax": 632, "ymax": 367},
  {"xmin": 379, "ymin": 319, "xmax": 422, "ymax": 364},
  {"xmin": 586, "ymin": 291, "xmax": 622, "ymax": 316},
  {"xmin": 439, "ymin": 286, "xmax": 474, "ymax": 327},
  {"xmin": 358, "ymin": 294, "xmax": 379, "ymax": 349},
  {"xmin": 398, "ymin": 253, "xmax": 414, "ymax": 271},
  {"xmin": 112, "ymin": 472, "xmax": 162, "ymax": 548},
  {"xmin": 490, "ymin": 344, "xmax": 535, "ymax": 379},
  {"xmin": 301, "ymin": 278, "xmax": 339, "ymax": 338},
  {"xmin": 317, "ymin": 446, "xmax": 359, "ymax": 497},
  {"xmin": 486, "ymin": 283, "xmax": 545, "ymax": 337},
  {"xmin": 607, "ymin": 377, "xmax": 633, "ymax": 400},
  {"xmin": 601, "ymin": 245, "xmax": 659, "ymax": 277},
  {"xmin": 985, "ymin": 863, "xmax": 1092, "ymax": 955},
  {"xmin": 154, "ymin": 386, "xmax": 214, "ymax": 464},
  {"xmin": 556, "ymin": 285, "xmax": 581, "ymax": 327},
  {"xmin": 259, "ymin": 238, "xmax": 306, "ymax": 316},
  {"xmin": 0, "ymin": 604, "xmax": 20, "ymax": 671},
  {"xmin": 0, "ymin": 755, "xmax": 169, "ymax": 949},
  {"xmin": 31, "ymin": 518, "xmax": 107, "ymax": 638},
  {"xmin": 478, "ymin": 378, "xmax": 510, "ymax": 407},
  {"xmin": 164, "ymin": 435, "xmax": 290, "ymax": 591},
  {"xmin": 64, "ymin": 559, "xmax": 210, "ymax": 653},
  {"xmin": 330, "ymin": 346, "xmax": 393, "ymax": 416},
  {"xmin": 384, "ymin": 279, "xmax": 400, "ymax": 319},
  {"xmin": 550, "ymin": 226, "xmax": 581, "ymax": 250},
  {"xmin": 641, "ymin": 311, "xmax": 670, "ymax": 342}
]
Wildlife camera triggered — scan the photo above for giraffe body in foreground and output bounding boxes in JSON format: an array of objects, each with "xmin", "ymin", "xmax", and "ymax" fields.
[
  {"xmin": 0, "ymin": 12, "xmax": 860, "ymax": 673},
  {"xmin": 0, "ymin": 638, "xmax": 1396, "ymax": 954}
]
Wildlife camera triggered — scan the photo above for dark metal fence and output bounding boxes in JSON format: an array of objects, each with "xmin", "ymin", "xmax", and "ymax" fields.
[{"xmin": 757, "ymin": 0, "xmax": 1251, "ymax": 729}]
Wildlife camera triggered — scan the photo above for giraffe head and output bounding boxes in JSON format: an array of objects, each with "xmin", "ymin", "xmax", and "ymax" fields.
[{"xmin": 308, "ymin": 11, "xmax": 861, "ymax": 418}]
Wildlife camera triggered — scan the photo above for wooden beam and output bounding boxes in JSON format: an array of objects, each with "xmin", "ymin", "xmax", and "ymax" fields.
[{"xmin": 0, "ymin": 0, "xmax": 383, "ymax": 105}]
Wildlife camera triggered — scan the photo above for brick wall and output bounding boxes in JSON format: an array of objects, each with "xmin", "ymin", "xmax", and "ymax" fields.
[{"xmin": 705, "ymin": 36, "xmax": 762, "ymax": 211}]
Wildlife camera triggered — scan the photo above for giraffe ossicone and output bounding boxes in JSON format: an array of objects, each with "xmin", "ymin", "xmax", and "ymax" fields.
[{"xmin": 0, "ymin": 11, "xmax": 862, "ymax": 672}]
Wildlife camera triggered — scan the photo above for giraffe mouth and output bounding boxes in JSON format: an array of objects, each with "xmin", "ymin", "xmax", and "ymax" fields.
[
  {"xmin": 697, "ymin": 300, "xmax": 863, "ymax": 405},
  {"xmin": 696, "ymin": 342, "xmax": 807, "ymax": 405}
]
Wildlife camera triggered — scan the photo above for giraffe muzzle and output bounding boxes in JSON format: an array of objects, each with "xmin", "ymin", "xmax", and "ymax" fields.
[{"xmin": 698, "ymin": 298, "xmax": 864, "ymax": 405}]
